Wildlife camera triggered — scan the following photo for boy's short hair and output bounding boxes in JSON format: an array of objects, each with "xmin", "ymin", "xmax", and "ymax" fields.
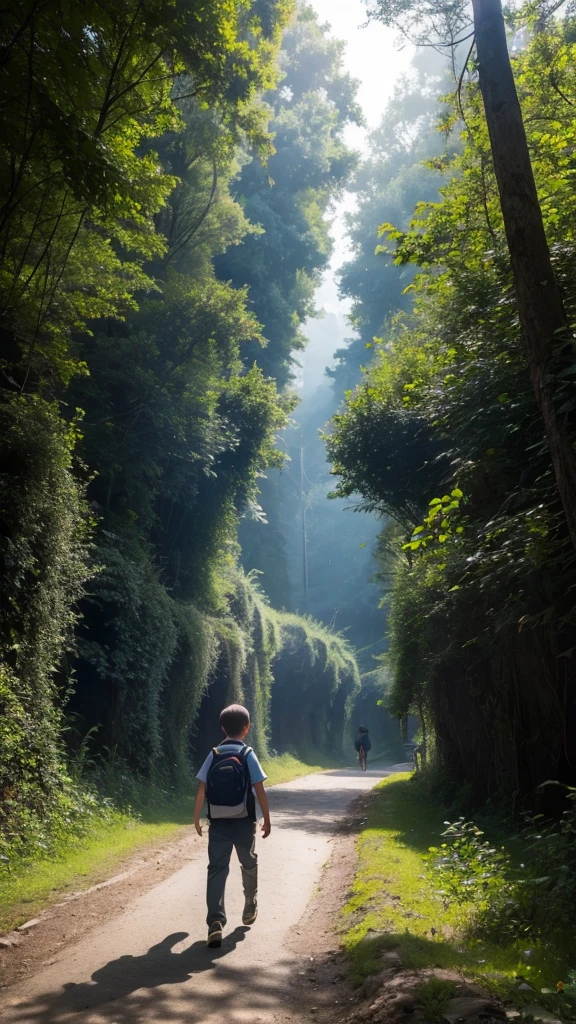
[{"xmin": 220, "ymin": 703, "xmax": 250, "ymax": 736}]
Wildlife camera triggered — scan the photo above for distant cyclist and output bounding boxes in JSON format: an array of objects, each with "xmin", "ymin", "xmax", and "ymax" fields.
[{"xmin": 354, "ymin": 726, "xmax": 371, "ymax": 771}]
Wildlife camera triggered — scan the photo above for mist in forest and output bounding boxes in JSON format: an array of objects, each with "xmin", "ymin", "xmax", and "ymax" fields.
[{"xmin": 3, "ymin": 0, "xmax": 576, "ymax": 897}]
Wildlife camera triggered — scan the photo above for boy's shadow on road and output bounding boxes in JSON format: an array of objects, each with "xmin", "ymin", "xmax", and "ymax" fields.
[{"xmin": 47, "ymin": 927, "xmax": 249, "ymax": 1016}]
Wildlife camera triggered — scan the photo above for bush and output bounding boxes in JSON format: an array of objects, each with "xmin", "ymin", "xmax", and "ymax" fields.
[
  {"xmin": 0, "ymin": 397, "xmax": 88, "ymax": 870},
  {"xmin": 429, "ymin": 806, "xmax": 576, "ymax": 954},
  {"xmin": 521, "ymin": 784, "xmax": 576, "ymax": 934},
  {"xmin": 270, "ymin": 613, "xmax": 361, "ymax": 759},
  {"xmin": 428, "ymin": 818, "xmax": 528, "ymax": 942}
]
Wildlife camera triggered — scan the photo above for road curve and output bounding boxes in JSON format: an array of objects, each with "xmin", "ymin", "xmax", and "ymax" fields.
[{"xmin": 2, "ymin": 765, "xmax": 401, "ymax": 1024}]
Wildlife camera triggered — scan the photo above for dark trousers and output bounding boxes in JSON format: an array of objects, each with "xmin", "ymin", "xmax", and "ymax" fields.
[{"xmin": 206, "ymin": 818, "xmax": 258, "ymax": 926}]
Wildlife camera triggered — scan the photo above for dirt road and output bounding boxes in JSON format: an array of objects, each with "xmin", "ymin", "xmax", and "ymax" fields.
[{"xmin": 1, "ymin": 765, "xmax": 401, "ymax": 1024}]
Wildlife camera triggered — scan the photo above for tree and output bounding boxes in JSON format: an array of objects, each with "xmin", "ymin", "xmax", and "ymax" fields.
[
  {"xmin": 328, "ymin": 11, "xmax": 576, "ymax": 803},
  {"xmin": 216, "ymin": 3, "xmax": 362, "ymax": 388},
  {"xmin": 216, "ymin": 3, "xmax": 362, "ymax": 605},
  {"xmin": 366, "ymin": 0, "xmax": 576, "ymax": 550},
  {"xmin": 334, "ymin": 50, "xmax": 449, "ymax": 393},
  {"xmin": 0, "ymin": 0, "xmax": 291, "ymax": 389},
  {"xmin": 0, "ymin": 0, "xmax": 298, "ymax": 843},
  {"xmin": 0, "ymin": 0, "xmax": 374, "ymax": 869}
]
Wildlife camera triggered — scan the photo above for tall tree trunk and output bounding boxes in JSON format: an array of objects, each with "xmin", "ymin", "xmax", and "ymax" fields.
[{"xmin": 471, "ymin": 0, "xmax": 576, "ymax": 549}]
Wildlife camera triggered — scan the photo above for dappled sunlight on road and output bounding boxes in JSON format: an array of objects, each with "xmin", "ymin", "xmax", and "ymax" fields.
[{"xmin": 5, "ymin": 932, "xmax": 296, "ymax": 1024}]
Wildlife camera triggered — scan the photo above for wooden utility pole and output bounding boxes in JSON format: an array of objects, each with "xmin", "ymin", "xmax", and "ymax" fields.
[
  {"xmin": 471, "ymin": 0, "xmax": 576, "ymax": 549},
  {"xmin": 300, "ymin": 446, "xmax": 309, "ymax": 604}
]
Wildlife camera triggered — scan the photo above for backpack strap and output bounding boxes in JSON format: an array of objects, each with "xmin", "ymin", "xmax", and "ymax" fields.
[
  {"xmin": 239, "ymin": 746, "xmax": 255, "ymax": 818},
  {"xmin": 210, "ymin": 744, "xmax": 252, "ymax": 763}
]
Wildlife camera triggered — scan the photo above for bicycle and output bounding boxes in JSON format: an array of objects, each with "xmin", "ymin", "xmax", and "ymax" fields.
[{"xmin": 358, "ymin": 746, "xmax": 367, "ymax": 771}]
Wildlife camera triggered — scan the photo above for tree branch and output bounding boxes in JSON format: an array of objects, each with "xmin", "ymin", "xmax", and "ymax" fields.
[{"xmin": 166, "ymin": 160, "xmax": 218, "ymax": 262}]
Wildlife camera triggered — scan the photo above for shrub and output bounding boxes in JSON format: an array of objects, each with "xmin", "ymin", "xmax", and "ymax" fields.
[
  {"xmin": 428, "ymin": 818, "xmax": 528, "ymax": 942},
  {"xmin": 0, "ymin": 397, "xmax": 88, "ymax": 869}
]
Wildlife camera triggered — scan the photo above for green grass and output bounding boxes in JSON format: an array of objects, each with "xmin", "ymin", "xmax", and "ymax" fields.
[
  {"xmin": 342, "ymin": 774, "xmax": 574, "ymax": 1016},
  {"xmin": 0, "ymin": 814, "xmax": 187, "ymax": 934},
  {"xmin": 416, "ymin": 978, "xmax": 457, "ymax": 1022},
  {"xmin": 0, "ymin": 753, "xmax": 326, "ymax": 934},
  {"xmin": 262, "ymin": 752, "xmax": 333, "ymax": 785}
]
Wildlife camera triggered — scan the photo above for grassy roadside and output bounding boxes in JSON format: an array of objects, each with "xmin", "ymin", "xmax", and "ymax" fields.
[
  {"xmin": 0, "ymin": 814, "xmax": 187, "ymax": 934},
  {"xmin": 343, "ymin": 774, "xmax": 575, "ymax": 1018},
  {"xmin": 0, "ymin": 752, "xmax": 327, "ymax": 934},
  {"xmin": 262, "ymin": 752, "xmax": 331, "ymax": 786}
]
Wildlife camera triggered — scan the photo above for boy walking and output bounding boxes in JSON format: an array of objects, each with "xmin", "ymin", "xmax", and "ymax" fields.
[{"xmin": 194, "ymin": 703, "xmax": 271, "ymax": 948}]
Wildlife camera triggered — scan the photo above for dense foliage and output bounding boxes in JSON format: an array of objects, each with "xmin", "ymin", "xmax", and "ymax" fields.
[
  {"xmin": 241, "ymin": 62, "xmax": 455, "ymax": 759},
  {"xmin": 276, "ymin": 372, "xmax": 401, "ymax": 758},
  {"xmin": 328, "ymin": 6, "xmax": 576, "ymax": 808},
  {"xmin": 232, "ymin": 58, "xmax": 454, "ymax": 761},
  {"xmin": 0, "ymin": 1, "xmax": 363, "ymax": 866},
  {"xmin": 333, "ymin": 49, "xmax": 449, "ymax": 391},
  {"xmin": 216, "ymin": 6, "xmax": 362, "ymax": 388}
]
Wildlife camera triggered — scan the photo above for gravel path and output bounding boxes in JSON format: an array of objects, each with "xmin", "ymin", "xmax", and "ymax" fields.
[{"xmin": 2, "ymin": 766, "xmax": 400, "ymax": 1024}]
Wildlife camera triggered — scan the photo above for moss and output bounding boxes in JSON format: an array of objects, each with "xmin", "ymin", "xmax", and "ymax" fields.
[
  {"xmin": 1, "ymin": 541, "xmax": 362, "ymax": 865},
  {"xmin": 270, "ymin": 611, "xmax": 361, "ymax": 759},
  {"xmin": 164, "ymin": 605, "xmax": 218, "ymax": 788},
  {"xmin": 0, "ymin": 397, "xmax": 88, "ymax": 868}
]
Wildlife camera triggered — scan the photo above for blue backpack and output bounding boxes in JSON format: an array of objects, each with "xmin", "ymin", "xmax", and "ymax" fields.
[{"xmin": 206, "ymin": 744, "xmax": 255, "ymax": 820}]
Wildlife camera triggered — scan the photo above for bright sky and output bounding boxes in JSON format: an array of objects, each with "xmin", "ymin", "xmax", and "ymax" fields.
[
  {"xmin": 309, "ymin": 0, "xmax": 411, "ymax": 137},
  {"xmin": 307, "ymin": 0, "xmax": 414, "ymax": 317}
]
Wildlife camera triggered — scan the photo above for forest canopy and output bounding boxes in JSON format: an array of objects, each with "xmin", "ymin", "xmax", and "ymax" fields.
[
  {"xmin": 0, "ymin": 0, "xmax": 366, "ymax": 867},
  {"xmin": 4, "ymin": 0, "xmax": 576, "ymax": 875}
]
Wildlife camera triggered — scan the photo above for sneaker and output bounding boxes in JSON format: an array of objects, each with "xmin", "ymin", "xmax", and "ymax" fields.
[
  {"xmin": 207, "ymin": 921, "xmax": 223, "ymax": 948},
  {"xmin": 242, "ymin": 898, "xmax": 258, "ymax": 926}
]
